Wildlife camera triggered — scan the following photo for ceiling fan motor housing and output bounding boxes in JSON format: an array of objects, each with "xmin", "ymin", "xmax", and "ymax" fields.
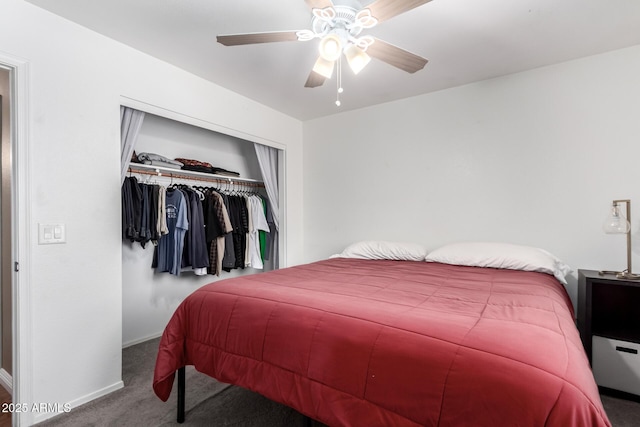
[{"xmin": 312, "ymin": 5, "xmax": 364, "ymax": 45}]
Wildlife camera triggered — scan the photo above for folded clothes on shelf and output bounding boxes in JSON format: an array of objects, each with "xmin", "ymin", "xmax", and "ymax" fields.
[
  {"xmin": 211, "ymin": 167, "xmax": 240, "ymax": 177},
  {"xmin": 138, "ymin": 152, "xmax": 184, "ymax": 169},
  {"xmin": 144, "ymin": 160, "xmax": 183, "ymax": 169},
  {"xmin": 176, "ymin": 157, "xmax": 241, "ymax": 177},
  {"xmin": 175, "ymin": 157, "xmax": 212, "ymax": 173}
]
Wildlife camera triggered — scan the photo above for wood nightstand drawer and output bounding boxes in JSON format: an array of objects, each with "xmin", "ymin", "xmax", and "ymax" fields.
[{"xmin": 592, "ymin": 335, "xmax": 640, "ymax": 396}]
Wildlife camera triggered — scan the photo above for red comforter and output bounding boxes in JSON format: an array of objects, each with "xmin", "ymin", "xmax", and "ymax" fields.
[{"xmin": 153, "ymin": 258, "xmax": 610, "ymax": 427}]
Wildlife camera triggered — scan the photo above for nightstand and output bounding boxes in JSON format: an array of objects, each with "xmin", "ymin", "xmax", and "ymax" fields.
[{"xmin": 577, "ymin": 269, "xmax": 640, "ymax": 397}]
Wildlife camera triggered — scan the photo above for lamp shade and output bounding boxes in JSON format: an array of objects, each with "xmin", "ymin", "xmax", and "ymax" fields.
[
  {"xmin": 603, "ymin": 203, "xmax": 630, "ymax": 234},
  {"xmin": 312, "ymin": 56, "xmax": 335, "ymax": 79},
  {"xmin": 344, "ymin": 44, "xmax": 371, "ymax": 75},
  {"xmin": 318, "ymin": 34, "xmax": 342, "ymax": 62}
]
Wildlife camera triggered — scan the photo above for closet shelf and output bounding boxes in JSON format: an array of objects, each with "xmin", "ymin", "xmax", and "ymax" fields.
[{"xmin": 128, "ymin": 163, "xmax": 264, "ymax": 186}]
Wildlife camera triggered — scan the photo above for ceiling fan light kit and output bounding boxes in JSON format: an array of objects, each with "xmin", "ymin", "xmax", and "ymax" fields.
[
  {"xmin": 313, "ymin": 55, "xmax": 336, "ymax": 78},
  {"xmin": 217, "ymin": 0, "xmax": 432, "ymax": 106},
  {"xmin": 344, "ymin": 43, "xmax": 371, "ymax": 74},
  {"xmin": 318, "ymin": 33, "xmax": 343, "ymax": 61}
]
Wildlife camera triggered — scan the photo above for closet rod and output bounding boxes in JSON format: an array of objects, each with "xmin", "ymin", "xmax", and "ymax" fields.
[{"xmin": 128, "ymin": 164, "xmax": 264, "ymax": 188}]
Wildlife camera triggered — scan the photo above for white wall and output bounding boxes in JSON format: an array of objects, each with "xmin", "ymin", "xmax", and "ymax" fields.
[
  {"xmin": 135, "ymin": 113, "xmax": 264, "ymax": 179},
  {"xmin": 303, "ymin": 44, "xmax": 640, "ymax": 306},
  {"xmin": 123, "ymin": 113, "xmax": 273, "ymax": 347},
  {"xmin": 0, "ymin": 0, "xmax": 303, "ymax": 425}
]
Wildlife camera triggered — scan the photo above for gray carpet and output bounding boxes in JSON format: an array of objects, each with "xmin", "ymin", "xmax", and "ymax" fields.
[
  {"xmin": 600, "ymin": 394, "xmax": 640, "ymax": 427},
  {"xmin": 37, "ymin": 337, "xmax": 321, "ymax": 427},
  {"xmin": 37, "ymin": 338, "xmax": 640, "ymax": 426}
]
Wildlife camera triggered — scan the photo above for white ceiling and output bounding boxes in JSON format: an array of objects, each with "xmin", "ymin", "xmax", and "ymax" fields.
[{"xmin": 26, "ymin": 0, "xmax": 640, "ymax": 121}]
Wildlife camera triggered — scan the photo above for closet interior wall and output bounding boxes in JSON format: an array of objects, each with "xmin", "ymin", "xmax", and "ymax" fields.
[{"xmin": 122, "ymin": 113, "xmax": 271, "ymax": 347}]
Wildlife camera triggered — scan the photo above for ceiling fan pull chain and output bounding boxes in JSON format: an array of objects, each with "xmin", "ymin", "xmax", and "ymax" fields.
[{"xmin": 336, "ymin": 56, "xmax": 343, "ymax": 107}]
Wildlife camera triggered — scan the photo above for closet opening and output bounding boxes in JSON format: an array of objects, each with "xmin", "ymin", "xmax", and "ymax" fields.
[{"xmin": 120, "ymin": 105, "xmax": 285, "ymax": 349}]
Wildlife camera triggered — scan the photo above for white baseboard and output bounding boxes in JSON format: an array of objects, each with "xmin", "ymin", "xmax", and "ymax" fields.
[
  {"xmin": 31, "ymin": 380, "xmax": 124, "ymax": 425},
  {"xmin": 0, "ymin": 368, "xmax": 11, "ymax": 395},
  {"xmin": 122, "ymin": 331, "xmax": 163, "ymax": 349}
]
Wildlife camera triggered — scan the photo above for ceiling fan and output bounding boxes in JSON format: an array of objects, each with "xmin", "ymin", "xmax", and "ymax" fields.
[{"xmin": 217, "ymin": 0, "xmax": 431, "ymax": 100}]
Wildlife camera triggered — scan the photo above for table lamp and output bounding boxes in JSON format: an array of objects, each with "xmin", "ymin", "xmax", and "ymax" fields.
[{"xmin": 601, "ymin": 199, "xmax": 640, "ymax": 280}]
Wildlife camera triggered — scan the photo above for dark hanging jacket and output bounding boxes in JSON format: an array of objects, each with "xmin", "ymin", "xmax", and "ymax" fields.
[{"xmin": 122, "ymin": 176, "xmax": 143, "ymax": 242}]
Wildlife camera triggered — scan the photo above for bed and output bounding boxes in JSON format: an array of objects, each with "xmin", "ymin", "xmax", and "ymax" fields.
[{"xmin": 153, "ymin": 242, "xmax": 611, "ymax": 426}]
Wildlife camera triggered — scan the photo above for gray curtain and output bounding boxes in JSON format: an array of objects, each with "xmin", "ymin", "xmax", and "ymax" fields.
[
  {"xmin": 120, "ymin": 106, "xmax": 145, "ymax": 184},
  {"xmin": 254, "ymin": 143, "xmax": 280, "ymax": 268}
]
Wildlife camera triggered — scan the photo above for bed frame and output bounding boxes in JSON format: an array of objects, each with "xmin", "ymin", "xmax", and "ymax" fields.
[{"xmin": 175, "ymin": 366, "xmax": 314, "ymax": 426}]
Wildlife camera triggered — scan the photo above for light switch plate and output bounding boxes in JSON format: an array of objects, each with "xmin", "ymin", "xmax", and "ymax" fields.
[{"xmin": 38, "ymin": 223, "xmax": 66, "ymax": 244}]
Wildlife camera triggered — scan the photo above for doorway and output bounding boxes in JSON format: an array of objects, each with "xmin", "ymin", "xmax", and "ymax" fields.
[
  {"xmin": 0, "ymin": 53, "xmax": 31, "ymax": 426},
  {"xmin": 0, "ymin": 69, "xmax": 11, "ymax": 373},
  {"xmin": 0, "ymin": 64, "xmax": 13, "ymax": 427},
  {"xmin": 0, "ymin": 67, "xmax": 10, "ymax": 426}
]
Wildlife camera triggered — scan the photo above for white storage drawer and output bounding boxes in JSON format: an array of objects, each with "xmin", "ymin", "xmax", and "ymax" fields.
[{"xmin": 592, "ymin": 335, "xmax": 640, "ymax": 396}]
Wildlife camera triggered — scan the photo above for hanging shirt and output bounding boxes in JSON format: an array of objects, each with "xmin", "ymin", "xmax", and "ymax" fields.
[
  {"xmin": 154, "ymin": 188, "xmax": 189, "ymax": 275},
  {"xmin": 187, "ymin": 189, "xmax": 210, "ymax": 270},
  {"xmin": 178, "ymin": 188, "xmax": 209, "ymax": 272},
  {"xmin": 178, "ymin": 189, "xmax": 192, "ymax": 268},
  {"xmin": 221, "ymin": 193, "xmax": 236, "ymax": 271},
  {"xmin": 148, "ymin": 185, "xmax": 160, "ymax": 244},
  {"xmin": 122, "ymin": 176, "xmax": 143, "ymax": 242},
  {"xmin": 209, "ymin": 191, "xmax": 233, "ymax": 275},
  {"xmin": 157, "ymin": 186, "xmax": 168, "ymax": 236},
  {"xmin": 258, "ymin": 196, "xmax": 268, "ymax": 261},
  {"xmin": 247, "ymin": 195, "xmax": 270, "ymax": 269},
  {"xmin": 224, "ymin": 195, "xmax": 248, "ymax": 271},
  {"xmin": 203, "ymin": 190, "xmax": 226, "ymax": 275},
  {"xmin": 244, "ymin": 195, "xmax": 253, "ymax": 268}
]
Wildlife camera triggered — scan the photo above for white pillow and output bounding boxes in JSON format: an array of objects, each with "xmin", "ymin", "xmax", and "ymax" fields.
[
  {"xmin": 331, "ymin": 240, "xmax": 427, "ymax": 262},
  {"xmin": 425, "ymin": 242, "xmax": 572, "ymax": 284}
]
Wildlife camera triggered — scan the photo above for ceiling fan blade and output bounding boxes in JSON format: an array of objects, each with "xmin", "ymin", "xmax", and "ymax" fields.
[
  {"xmin": 366, "ymin": 38, "xmax": 428, "ymax": 73},
  {"xmin": 304, "ymin": 70, "xmax": 327, "ymax": 88},
  {"xmin": 366, "ymin": 0, "xmax": 433, "ymax": 23},
  {"xmin": 305, "ymin": 0, "xmax": 334, "ymax": 10},
  {"xmin": 217, "ymin": 31, "xmax": 300, "ymax": 46}
]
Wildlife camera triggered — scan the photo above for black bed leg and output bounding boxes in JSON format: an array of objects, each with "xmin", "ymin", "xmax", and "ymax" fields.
[{"xmin": 177, "ymin": 366, "xmax": 186, "ymax": 423}]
